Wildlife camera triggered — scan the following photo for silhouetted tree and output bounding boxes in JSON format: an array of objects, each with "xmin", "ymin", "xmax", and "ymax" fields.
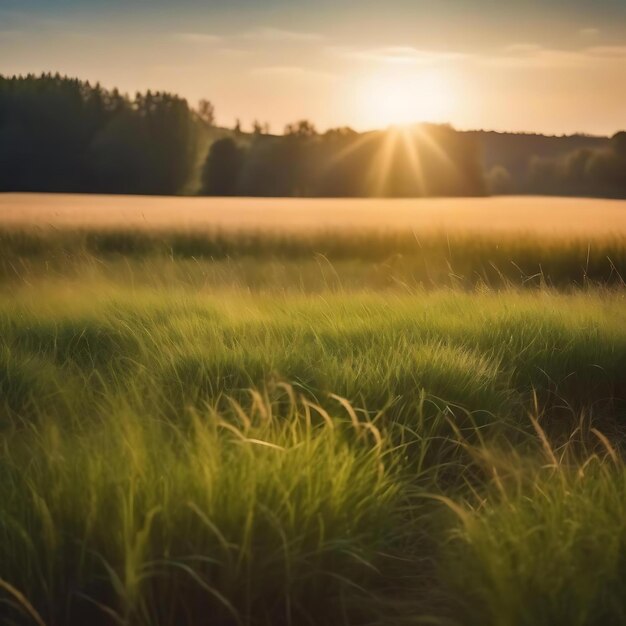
[
  {"xmin": 324, "ymin": 127, "xmax": 357, "ymax": 140},
  {"xmin": 612, "ymin": 131, "xmax": 626, "ymax": 157},
  {"xmin": 197, "ymin": 99, "xmax": 215, "ymax": 126},
  {"xmin": 284, "ymin": 120, "xmax": 317, "ymax": 138},
  {"xmin": 201, "ymin": 137, "xmax": 245, "ymax": 195},
  {"xmin": 486, "ymin": 165, "xmax": 514, "ymax": 194}
]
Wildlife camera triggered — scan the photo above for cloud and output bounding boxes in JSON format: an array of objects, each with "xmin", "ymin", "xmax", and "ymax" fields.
[
  {"xmin": 332, "ymin": 41, "xmax": 595, "ymax": 70},
  {"xmin": 487, "ymin": 43, "xmax": 626, "ymax": 68},
  {"xmin": 330, "ymin": 40, "xmax": 626, "ymax": 72},
  {"xmin": 150, "ymin": 63, "xmax": 200, "ymax": 73},
  {"xmin": 587, "ymin": 45, "xmax": 626, "ymax": 58},
  {"xmin": 251, "ymin": 65, "xmax": 336, "ymax": 80},
  {"xmin": 217, "ymin": 47, "xmax": 250, "ymax": 57},
  {"xmin": 172, "ymin": 32, "xmax": 221, "ymax": 44},
  {"xmin": 242, "ymin": 27, "xmax": 323, "ymax": 42},
  {"xmin": 503, "ymin": 43, "xmax": 544, "ymax": 55},
  {"xmin": 580, "ymin": 27, "xmax": 600, "ymax": 38},
  {"xmin": 330, "ymin": 45, "xmax": 467, "ymax": 65},
  {"xmin": 481, "ymin": 44, "xmax": 597, "ymax": 69}
]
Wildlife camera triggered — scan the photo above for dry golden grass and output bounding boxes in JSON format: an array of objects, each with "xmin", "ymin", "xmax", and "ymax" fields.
[{"xmin": 1, "ymin": 193, "xmax": 626, "ymax": 236}]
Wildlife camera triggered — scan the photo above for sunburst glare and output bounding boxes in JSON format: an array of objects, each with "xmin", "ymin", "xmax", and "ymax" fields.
[{"xmin": 357, "ymin": 68, "xmax": 455, "ymax": 129}]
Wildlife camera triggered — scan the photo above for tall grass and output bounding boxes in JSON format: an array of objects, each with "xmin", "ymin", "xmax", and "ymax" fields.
[
  {"xmin": 0, "ymin": 392, "xmax": 406, "ymax": 626},
  {"xmin": 1, "ymin": 289, "xmax": 624, "ymax": 425},
  {"xmin": 1, "ymin": 227, "xmax": 625, "ymax": 290},
  {"xmin": 442, "ymin": 417, "xmax": 626, "ymax": 626},
  {"xmin": 0, "ymin": 226, "xmax": 625, "ymax": 625}
]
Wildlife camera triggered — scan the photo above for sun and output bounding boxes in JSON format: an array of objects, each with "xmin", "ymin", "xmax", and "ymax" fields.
[{"xmin": 358, "ymin": 68, "xmax": 454, "ymax": 128}]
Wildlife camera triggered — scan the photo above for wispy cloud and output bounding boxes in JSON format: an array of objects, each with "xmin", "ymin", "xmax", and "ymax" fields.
[
  {"xmin": 251, "ymin": 65, "xmax": 336, "ymax": 80},
  {"xmin": 503, "ymin": 43, "xmax": 544, "ymax": 55},
  {"xmin": 486, "ymin": 43, "xmax": 626, "ymax": 68},
  {"xmin": 242, "ymin": 27, "xmax": 323, "ymax": 43},
  {"xmin": 482, "ymin": 43, "xmax": 584, "ymax": 68},
  {"xmin": 330, "ymin": 38, "xmax": 626, "ymax": 72},
  {"xmin": 580, "ymin": 27, "xmax": 600, "ymax": 38},
  {"xmin": 330, "ymin": 45, "xmax": 467, "ymax": 65},
  {"xmin": 217, "ymin": 47, "xmax": 250, "ymax": 57},
  {"xmin": 172, "ymin": 32, "xmax": 221, "ymax": 44},
  {"xmin": 587, "ymin": 45, "xmax": 626, "ymax": 58}
]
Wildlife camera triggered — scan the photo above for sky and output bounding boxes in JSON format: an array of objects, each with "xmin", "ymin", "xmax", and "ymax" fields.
[{"xmin": 1, "ymin": 0, "xmax": 625, "ymax": 135}]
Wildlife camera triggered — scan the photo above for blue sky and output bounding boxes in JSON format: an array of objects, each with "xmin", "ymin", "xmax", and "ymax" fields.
[{"xmin": 1, "ymin": 0, "xmax": 625, "ymax": 134}]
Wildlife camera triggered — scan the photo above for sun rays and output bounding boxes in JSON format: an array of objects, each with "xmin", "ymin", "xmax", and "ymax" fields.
[
  {"xmin": 322, "ymin": 122, "xmax": 460, "ymax": 197},
  {"xmin": 372, "ymin": 124, "xmax": 458, "ymax": 196},
  {"xmin": 327, "ymin": 63, "xmax": 459, "ymax": 197}
]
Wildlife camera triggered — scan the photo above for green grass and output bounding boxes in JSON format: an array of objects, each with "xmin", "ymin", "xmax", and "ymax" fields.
[
  {"xmin": 1, "ymin": 393, "xmax": 404, "ymax": 626},
  {"xmin": 1, "ymin": 227, "xmax": 625, "ymax": 290},
  {"xmin": 443, "ymin": 435, "xmax": 626, "ymax": 626},
  {"xmin": 0, "ymin": 226, "xmax": 625, "ymax": 625}
]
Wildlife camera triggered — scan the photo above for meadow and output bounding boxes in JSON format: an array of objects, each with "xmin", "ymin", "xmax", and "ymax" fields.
[{"xmin": 0, "ymin": 195, "xmax": 625, "ymax": 626}]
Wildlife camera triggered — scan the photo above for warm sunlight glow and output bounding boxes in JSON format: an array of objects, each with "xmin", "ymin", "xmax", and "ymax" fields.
[{"xmin": 358, "ymin": 69, "xmax": 454, "ymax": 128}]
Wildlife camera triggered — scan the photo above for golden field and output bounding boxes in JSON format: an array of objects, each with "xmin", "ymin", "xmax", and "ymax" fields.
[{"xmin": 1, "ymin": 193, "xmax": 625, "ymax": 236}]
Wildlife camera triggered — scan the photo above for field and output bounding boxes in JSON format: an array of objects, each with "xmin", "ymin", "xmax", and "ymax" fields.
[
  {"xmin": 1, "ymin": 194, "xmax": 626, "ymax": 626},
  {"xmin": 2, "ymin": 193, "xmax": 626, "ymax": 235}
]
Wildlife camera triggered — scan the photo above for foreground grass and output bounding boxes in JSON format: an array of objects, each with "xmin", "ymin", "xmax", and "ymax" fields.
[
  {"xmin": 443, "ymin": 431, "xmax": 626, "ymax": 626},
  {"xmin": 2, "ymin": 395, "xmax": 404, "ymax": 626},
  {"xmin": 0, "ymin": 224, "xmax": 625, "ymax": 625},
  {"xmin": 0, "ymin": 281, "xmax": 625, "ymax": 625}
]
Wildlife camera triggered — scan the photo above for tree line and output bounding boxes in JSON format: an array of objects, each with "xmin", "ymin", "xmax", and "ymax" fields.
[
  {"xmin": 527, "ymin": 132, "xmax": 626, "ymax": 198},
  {"xmin": 201, "ymin": 121, "xmax": 486, "ymax": 197},
  {"xmin": 2, "ymin": 73, "xmax": 623, "ymax": 198},
  {"xmin": 0, "ymin": 73, "xmax": 196, "ymax": 194},
  {"xmin": 0, "ymin": 74, "xmax": 487, "ymax": 197}
]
